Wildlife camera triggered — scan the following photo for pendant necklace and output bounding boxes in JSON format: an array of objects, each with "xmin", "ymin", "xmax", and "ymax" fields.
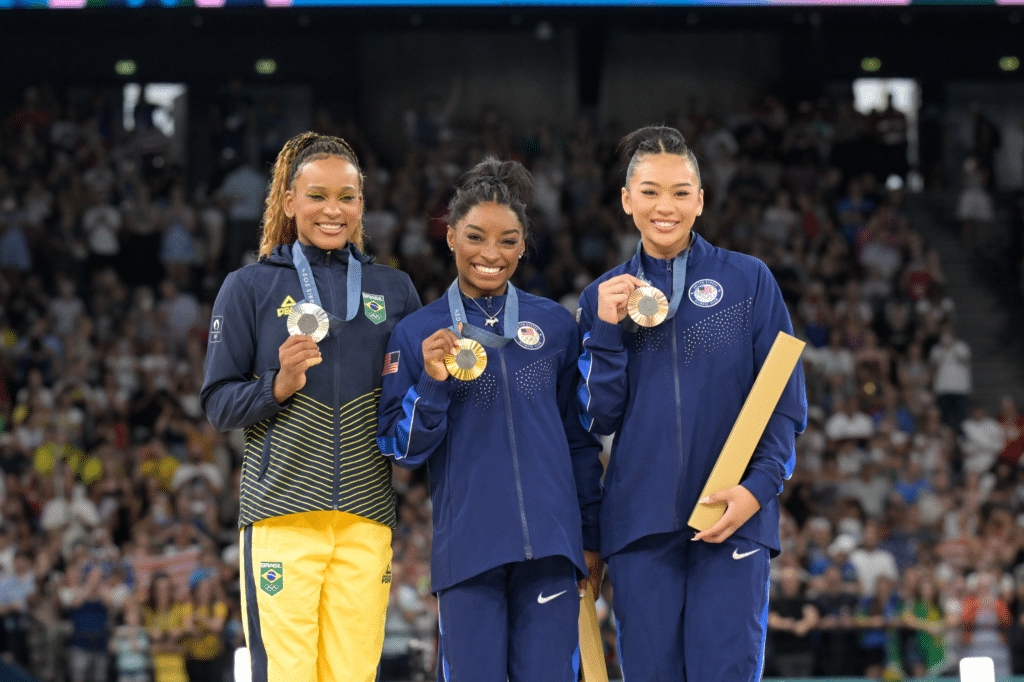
[{"xmin": 469, "ymin": 296, "xmax": 506, "ymax": 327}]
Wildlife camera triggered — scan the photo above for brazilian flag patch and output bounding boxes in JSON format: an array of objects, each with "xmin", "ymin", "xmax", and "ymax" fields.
[
  {"xmin": 363, "ymin": 293, "xmax": 386, "ymax": 325},
  {"xmin": 260, "ymin": 561, "xmax": 283, "ymax": 596}
]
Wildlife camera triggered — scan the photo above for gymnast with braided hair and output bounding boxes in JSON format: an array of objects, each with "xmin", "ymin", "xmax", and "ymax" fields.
[{"xmin": 201, "ymin": 132, "xmax": 421, "ymax": 682}]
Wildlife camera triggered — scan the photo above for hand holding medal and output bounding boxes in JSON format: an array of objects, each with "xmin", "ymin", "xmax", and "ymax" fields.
[
  {"xmin": 287, "ymin": 302, "xmax": 330, "ymax": 366},
  {"xmin": 626, "ymin": 286, "xmax": 669, "ymax": 327},
  {"xmin": 596, "ymin": 274, "xmax": 649, "ymax": 325},
  {"xmin": 443, "ymin": 338, "xmax": 487, "ymax": 381},
  {"xmin": 422, "ymin": 326, "xmax": 465, "ymax": 382},
  {"xmin": 273, "ymin": 330, "xmax": 323, "ymax": 404},
  {"xmin": 599, "ymin": 242, "xmax": 689, "ymax": 328}
]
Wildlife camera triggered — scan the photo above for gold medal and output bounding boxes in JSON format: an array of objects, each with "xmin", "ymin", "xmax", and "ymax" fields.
[
  {"xmin": 444, "ymin": 338, "xmax": 487, "ymax": 381},
  {"xmin": 627, "ymin": 286, "xmax": 669, "ymax": 327},
  {"xmin": 287, "ymin": 302, "xmax": 330, "ymax": 343}
]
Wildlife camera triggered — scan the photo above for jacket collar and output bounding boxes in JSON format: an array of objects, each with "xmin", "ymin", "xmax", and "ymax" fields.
[
  {"xmin": 265, "ymin": 240, "xmax": 374, "ymax": 268},
  {"xmin": 630, "ymin": 231, "xmax": 708, "ymax": 275}
]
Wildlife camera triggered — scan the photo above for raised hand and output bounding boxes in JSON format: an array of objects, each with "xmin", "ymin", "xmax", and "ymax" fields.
[
  {"xmin": 596, "ymin": 274, "xmax": 648, "ymax": 324},
  {"xmin": 273, "ymin": 334, "xmax": 321, "ymax": 403}
]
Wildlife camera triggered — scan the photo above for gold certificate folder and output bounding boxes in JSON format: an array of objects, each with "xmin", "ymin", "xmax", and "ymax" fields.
[
  {"xmin": 579, "ymin": 593, "xmax": 608, "ymax": 682},
  {"xmin": 687, "ymin": 331, "xmax": 805, "ymax": 532}
]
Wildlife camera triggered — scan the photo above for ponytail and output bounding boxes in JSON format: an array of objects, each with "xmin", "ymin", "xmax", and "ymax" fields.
[{"xmin": 619, "ymin": 125, "xmax": 701, "ymax": 188}]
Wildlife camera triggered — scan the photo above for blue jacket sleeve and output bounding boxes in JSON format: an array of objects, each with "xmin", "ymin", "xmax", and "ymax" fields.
[
  {"xmin": 559, "ymin": 313, "xmax": 604, "ymax": 552},
  {"xmin": 576, "ymin": 287, "xmax": 630, "ymax": 436},
  {"xmin": 200, "ymin": 271, "xmax": 285, "ymax": 432},
  {"xmin": 376, "ymin": 321, "xmax": 456, "ymax": 469},
  {"xmin": 740, "ymin": 261, "xmax": 808, "ymax": 508}
]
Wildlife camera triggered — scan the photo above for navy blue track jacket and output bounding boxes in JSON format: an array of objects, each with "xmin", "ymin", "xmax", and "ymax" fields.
[
  {"xmin": 201, "ymin": 241, "xmax": 421, "ymax": 528},
  {"xmin": 577, "ymin": 232, "xmax": 807, "ymax": 559},
  {"xmin": 376, "ymin": 290, "xmax": 603, "ymax": 593}
]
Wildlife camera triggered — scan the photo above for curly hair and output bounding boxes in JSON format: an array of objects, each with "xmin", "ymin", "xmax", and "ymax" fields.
[
  {"xmin": 258, "ymin": 132, "xmax": 365, "ymax": 258},
  {"xmin": 446, "ymin": 156, "xmax": 533, "ymax": 239}
]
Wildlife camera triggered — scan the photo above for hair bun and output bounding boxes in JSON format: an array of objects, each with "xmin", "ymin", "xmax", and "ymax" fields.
[
  {"xmin": 618, "ymin": 125, "xmax": 700, "ymax": 186},
  {"xmin": 619, "ymin": 125, "xmax": 688, "ymax": 161},
  {"xmin": 460, "ymin": 156, "xmax": 533, "ymax": 205},
  {"xmin": 446, "ymin": 156, "xmax": 533, "ymax": 236}
]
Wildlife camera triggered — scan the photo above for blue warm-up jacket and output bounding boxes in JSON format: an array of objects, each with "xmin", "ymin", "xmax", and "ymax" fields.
[
  {"xmin": 577, "ymin": 232, "xmax": 807, "ymax": 559},
  {"xmin": 201, "ymin": 241, "xmax": 421, "ymax": 529},
  {"xmin": 376, "ymin": 290, "xmax": 603, "ymax": 593}
]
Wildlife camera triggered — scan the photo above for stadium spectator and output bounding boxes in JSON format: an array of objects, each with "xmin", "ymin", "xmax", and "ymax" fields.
[{"xmin": 0, "ymin": 81, "xmax": 1021, "ymax": 682}]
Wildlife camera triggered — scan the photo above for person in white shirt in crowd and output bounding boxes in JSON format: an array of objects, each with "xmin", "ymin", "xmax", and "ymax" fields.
[
  {"xmin": 929, "ymin": 324, "xmax": 972, "ymax": 434},
  {"xmin": 840, "ymin": 460, "xmax": 893, "ymax": 521},
  {"xmin": 217, "ymin": 151, "xmax": 267, "ymax": 271},
  {"xmin": 812, "ymin": 332, "xmax": 856, "ymax": 400},
  {"xmin": 0, "ymin": 549, "xmax": 38, "ymax": 668},
  {"xmin": 380, "ymin": 560, "xmax": 435, "ymax": 681},
  {"xmin": 39, "ymin": 463, "xmax": 102, "ymax": 560},
  {"xmin": 960, "ymin": 404, "xmax": 1006, "ymax": 475},
  {"xmin": 825, "ymin": 395, "xmax": 875, "ymax": 443},
  {"xmin": 849, "ymin": 520, "xmax": 900, "ymax": 598}
]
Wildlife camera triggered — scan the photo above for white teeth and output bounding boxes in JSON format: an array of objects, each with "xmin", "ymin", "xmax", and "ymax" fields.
[
  {"xmin": 317, "ymin": 224, "xmax": 344, "ymax": 232},
  {"xmin": 475, "ymin": 265, "xmax": 501, "ymax": 274},
  {"xmin": 653, "ymin": 221, "xmax": 676, "ymax": 227}
]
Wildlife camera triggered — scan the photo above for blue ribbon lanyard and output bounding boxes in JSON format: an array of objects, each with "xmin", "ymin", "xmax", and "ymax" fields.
[
  {"xmin": 446, "ymin": 278, "xmax": 519, "ymax": 349},
  {"xmin": 634, "ymin": 240, "xmax": 689, "ymax": 322},
  {"xmin": 292, "ymin": 242, "xmax": 362, "ymax": 324}
]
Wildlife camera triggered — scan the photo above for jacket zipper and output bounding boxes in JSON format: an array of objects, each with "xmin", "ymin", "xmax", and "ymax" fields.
[
  {"xmin": 327, "ymin": 249, "xmax": 340, "ymax": 511},
  {"xmin": 669, "ymin": 259, "xmax": 685, "ymax": 530},
  {"xmin": 499, "ymin": 351, "xmax": 533, "ymax": 559}
]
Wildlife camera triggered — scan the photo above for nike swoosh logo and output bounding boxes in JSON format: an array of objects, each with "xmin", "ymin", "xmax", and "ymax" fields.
[
  {"xmin": 733, "ymin": 548, "xmax": 761, "ymax": 560},
  {"xmin": 537, "ymin": 590, "xmax": 568, "ymax": 604}
]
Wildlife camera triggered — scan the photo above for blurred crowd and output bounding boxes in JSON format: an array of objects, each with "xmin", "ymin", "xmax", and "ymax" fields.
[{"xmin": 0, "ymin": 80, "xmax": 1022, "ymax": 682}]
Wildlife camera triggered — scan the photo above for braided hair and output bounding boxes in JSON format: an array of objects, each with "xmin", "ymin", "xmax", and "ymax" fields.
[
  {"xmin": 619, "ymin": 125, "xmax": 701, "ymax": 188},
  {"xmin": 446, "ymin": 156, "xmax": 533, "ymax": 238},
  {"xmin": 259, "ymin": 132, "xmax": 365, "ymax": 258}
]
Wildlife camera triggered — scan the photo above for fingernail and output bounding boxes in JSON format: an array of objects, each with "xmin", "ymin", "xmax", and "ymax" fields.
[
  {"xmin": 579, "ymin": 589, "xmax": 587, "ymax": 598},
  {"xmin": 700, "ymin": 496, "xmax": 711, "ymax": 504}
]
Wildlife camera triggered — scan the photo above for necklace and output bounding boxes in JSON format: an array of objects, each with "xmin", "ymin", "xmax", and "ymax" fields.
[{"xmin": 469, "ymin": 296, "xmax": 505, "ymax": 327}]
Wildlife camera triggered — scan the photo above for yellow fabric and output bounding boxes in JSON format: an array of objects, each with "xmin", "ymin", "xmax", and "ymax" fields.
[
  {"xmin": 144, "ymin": 604, "xmax": 188, "ymax": 682},
  {"xmin": 181, "ymin": 601, "xmax": 228, "ymax": 661},
  {"xmin": 240, "ymin": 510, "xmax": 392, "ymax": 682},
  {"xmin": 151, "ymin": 652, "xmax": 187, "ymax": 682}
]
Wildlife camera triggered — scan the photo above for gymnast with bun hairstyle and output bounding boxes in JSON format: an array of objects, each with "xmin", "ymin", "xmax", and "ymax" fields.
[
  {"xmin": 201, "ymin": 132, "xmax": 421, "ymax": 682},
  {"xmin": 575, "ymin": 125, "xmax": 807, "ymax": 682},
  {"xmin": 376, "ymin": 156, "xmax": 603, "ymax": 682}
]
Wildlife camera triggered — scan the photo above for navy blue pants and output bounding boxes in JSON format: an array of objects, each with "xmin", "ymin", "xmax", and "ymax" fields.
[
  {"xmin": 436, "ymin": 555, "xmax": 580, "ymax": 682},
  {"xmin": 608, "ymin": 530, "xmax": 770, "ymax": 682}
]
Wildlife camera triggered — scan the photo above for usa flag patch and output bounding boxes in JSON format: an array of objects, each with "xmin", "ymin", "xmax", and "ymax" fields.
[{"xmin": 382, "ymin": 351, "xmax": 400, "ymax": 376}]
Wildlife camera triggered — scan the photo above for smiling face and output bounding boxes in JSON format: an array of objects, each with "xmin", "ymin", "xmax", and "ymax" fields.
[
  {"xmin": 447, "ymin": 202, "xmax": 525, "ymax": 298},
  {"xmin": 285, "ymin": 155, "xmax": 363, "ymax": 251},
  {"xmin": 622, "ymin": 152, "xmax": 704, "ymax": 260}
]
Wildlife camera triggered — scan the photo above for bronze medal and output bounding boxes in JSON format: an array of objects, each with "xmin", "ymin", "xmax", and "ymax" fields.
[
  {"xmin": 443, "ymin": 338, "xmax": 487, "ymax": 381},
  {"xmin": 627, "ymin": 286, "xmax": 669, "ymax": 327}
]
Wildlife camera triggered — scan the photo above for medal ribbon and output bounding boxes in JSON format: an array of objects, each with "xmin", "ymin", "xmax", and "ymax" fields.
[
  {"xmin": 446, "ymin": 278, "xmax": 519, "ymax": 349},
  {"xmin": 292, "ymin": 242, "xmax": 362, "ymax": 323},
  {"xmin": 634, "ymin": 240, "xmax": 689, "ymax": 322}
]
